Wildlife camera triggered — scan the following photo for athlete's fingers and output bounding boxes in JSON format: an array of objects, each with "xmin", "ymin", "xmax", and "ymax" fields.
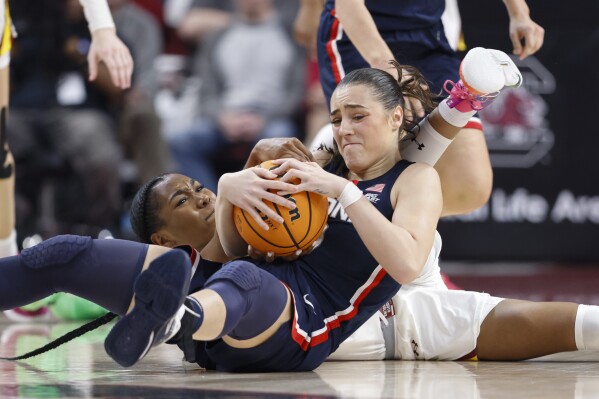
[
  {"xmin": 118, "ymin": 48, "xmax": 133, "ymax": 89},
  {"xmin": 101, "ymin": 52, "xmax": 122, "ymax": 88},
  {"xmin": 247, "ymin": 245, "xmax": 277, "ymax": 262},
  {"xmin": 407, "ymin": 96, "xmax": 425, "ymax": 119},
  {"xmin": 270, "ymin": 157, "xmax": 309, "ymax": 175},
  {"xmin": 113, "ymin": 53, "xmax": 126, "ymax": 89},
  {"xmin": 87, "ymin": 51, "xmax": 99, "ymax": 82},
  {"xmin": 252, "ymin": 165, "xmax": 279, "ymax": 180},
  {"xmin": 245, "ymin": 201, "xmax": 280, "ymax": 229},
  {"xmin": 510, "ymin": 30, "xmax": 523, "ymax": 58},
  {"xmin": 522, "ymin": 25, "xmax": 544, "ymax": 58},
  {"xmin": 258, "ymin": 189, "xmax": 297, "ymax": 210}
]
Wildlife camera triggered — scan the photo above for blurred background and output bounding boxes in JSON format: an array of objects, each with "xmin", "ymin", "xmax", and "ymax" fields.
[{"xmin": 5, "ymin": 0, "xmax": 599, "ymax": 267}]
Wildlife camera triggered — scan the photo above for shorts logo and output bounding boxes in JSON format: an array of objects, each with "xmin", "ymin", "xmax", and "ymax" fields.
[
  {"xmin": 411, "ymin": 340, "xmax": 420, "ymax": 358},
  {"xmin": 303, "ymin": 294, "xmax": 316, "ymax": 314},
  {"xmin": 379, "ymin": 299, "xmax": 395, "ymax": 318}
]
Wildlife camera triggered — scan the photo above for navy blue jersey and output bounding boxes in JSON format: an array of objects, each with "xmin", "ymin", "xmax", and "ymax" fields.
[
  {"xmin": 324, "ymin": 0, "xmax": 445, "ymax": 32},
  {"xmin": 189, "ymin": 257, "xmax": 222, "ymax": 294},
  {"xmin": 318, "ymin": 0, "xmax": 458, "ymax": 104},
  {"xmin": 202, "ymin": 160, "xmax": 414, "ymax": 371},
  {"xmin": 283, "ymin": 160, "xmax": 411, "ymax": 351}
]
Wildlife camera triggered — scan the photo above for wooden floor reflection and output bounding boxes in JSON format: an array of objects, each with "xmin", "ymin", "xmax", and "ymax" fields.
[{"xmin": 2, "ymin": 320, "xmax": 599, "ymax": 398}]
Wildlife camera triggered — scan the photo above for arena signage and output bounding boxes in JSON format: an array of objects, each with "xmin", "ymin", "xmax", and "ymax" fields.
[{"xmin": 439, "ymin": 1, "xmax": 599, "ymax": 261}]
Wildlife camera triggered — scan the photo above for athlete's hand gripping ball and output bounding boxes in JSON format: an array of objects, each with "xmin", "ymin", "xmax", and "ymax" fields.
[{"xmin": 233, "ymin": 160, "xmax": 329, "ymax": 257}]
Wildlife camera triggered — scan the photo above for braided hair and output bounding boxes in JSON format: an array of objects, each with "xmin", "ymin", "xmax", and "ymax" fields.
[
  {"xmin": 130, "ymin": 174, "xmax": 172, "ymax": 243},
  {"xmin": 321, "ymin": 62, "xmax": 437, "ymax": 174}
]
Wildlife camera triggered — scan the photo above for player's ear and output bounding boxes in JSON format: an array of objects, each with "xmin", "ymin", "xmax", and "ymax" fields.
[
  {"xmin": 150, "ymin": 231, "xmax": 175, "ymax": 248},
  {"xmin": 389, "ymin": 105, "xmax": 403, "ymax": 130}
]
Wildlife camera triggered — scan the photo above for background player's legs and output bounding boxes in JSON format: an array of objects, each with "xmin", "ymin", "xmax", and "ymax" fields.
[
  {"xmin": 0, "ymin": 64, "xmax": 14, "ymax": 247},
  {"xmin": 477, "ymin": 299, "xmax": 578, "ymax": 360},
  {"xmin": 434, "ymin": 128, "xmax": 493, "ymax": 215},
  {"xmin": 0, "ymin": 62, "xmax": 7, "ymax": 107}
]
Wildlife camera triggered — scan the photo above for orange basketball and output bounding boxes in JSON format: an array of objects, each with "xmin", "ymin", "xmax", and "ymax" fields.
[{"xmin": 233, "ymin": 160, "xmax": 329, "ymax": 256}]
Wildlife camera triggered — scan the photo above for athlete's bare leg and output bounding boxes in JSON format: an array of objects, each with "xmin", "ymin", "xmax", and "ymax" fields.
[
  {"xmin": 476, "ymin": 299, "xmax": 578, "ymax": 360},
  {"xmin": 0, "ymin": 64, "xmax": 15, "ymax": 241},
  {"xmin": 434, "ymin": 129, "xmax": 493, "ymax": 216}
]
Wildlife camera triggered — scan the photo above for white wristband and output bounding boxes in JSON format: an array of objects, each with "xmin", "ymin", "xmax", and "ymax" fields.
[
  {"xmin": 79, "ymin": 0, "xmax": 116, "ymax": 32},
  {"xmin": 338, "ymin": 182, "xmax": 363, "ymax": 209}
]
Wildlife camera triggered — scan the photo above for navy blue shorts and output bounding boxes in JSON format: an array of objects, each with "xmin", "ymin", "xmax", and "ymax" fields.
[
  {"xmin": 202, "ymin": 257, "xmax": 398, "ymax": 372},
  {"xmin": 317, "ymin": 13, "xmax": 460, "ymax": 106}
]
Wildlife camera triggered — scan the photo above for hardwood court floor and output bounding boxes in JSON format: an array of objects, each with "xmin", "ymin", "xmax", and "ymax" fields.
[{"xmin": 1, "ymin": 319, "xmax": 599, "ymax": 399}]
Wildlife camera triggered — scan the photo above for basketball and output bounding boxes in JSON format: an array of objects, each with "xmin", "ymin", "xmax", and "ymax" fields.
[{"xmin": 233, "ymin": 160, "xmax": 329, "ymax": 256}]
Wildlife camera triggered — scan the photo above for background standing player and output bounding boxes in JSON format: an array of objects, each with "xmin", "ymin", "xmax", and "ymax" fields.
[
  {"xmin": 294, "ymin": 0, "xmax": 544, "ymax": 216},
  {"xmin": 1, "ymin": 0, "xmax": 133, "ymax": 321}
]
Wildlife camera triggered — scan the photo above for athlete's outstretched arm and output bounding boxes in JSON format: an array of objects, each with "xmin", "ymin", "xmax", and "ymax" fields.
[
  {"xmin": 293, "ymin": 0, "xmax": 323, "ymax": 59},
  {"xmin": 78, "ymin": 0, "xmax": 133, "ymax": 89},
  {"xmin": 502, "ymin": 0, "xmax": 544, "ymax": 59}
]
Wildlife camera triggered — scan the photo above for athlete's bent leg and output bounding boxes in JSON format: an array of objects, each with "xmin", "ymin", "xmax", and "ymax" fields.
[
  {"xmin": 190, "ymin": 260, "xmax": 292, "ymax": 347},
  {"xmin": 0, "ymin": 235, "xmax": 153, "ymax": 315},
  {"xmin": 434, "ymin": 128, "xmax": 493, "ymax": 216}
]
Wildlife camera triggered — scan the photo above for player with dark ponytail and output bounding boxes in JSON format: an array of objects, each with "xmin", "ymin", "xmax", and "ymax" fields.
[{"xmin": 4, "ymin": 48, "xmax": 597, "ymax": 372}]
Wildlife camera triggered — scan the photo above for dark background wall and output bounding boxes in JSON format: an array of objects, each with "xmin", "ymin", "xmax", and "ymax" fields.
[{"xmin": 438, "ymin": 1, "xmax": 599, "ymax": 261}]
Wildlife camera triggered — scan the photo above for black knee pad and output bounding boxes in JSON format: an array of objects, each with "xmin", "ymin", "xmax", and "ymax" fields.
[
  {"xmin": 205, "ymin": 260, "xmax": 262, "ymax": 292},
  {"xmin": 20, "ymin": 235, "xmax": 92, "ymax": 270}
]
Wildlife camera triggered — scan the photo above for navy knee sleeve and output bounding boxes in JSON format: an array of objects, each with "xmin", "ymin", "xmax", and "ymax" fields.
[
  {"xmin": 20, "ymin": 235, "xmax": 92, "ymax": 270},
  {"xmin": 204, "ymin": 260, "xmax": 288, "ymax": 340},
  {"xmin": 0, "ymin": 235, "xmax": 147, "ymax": 315}
]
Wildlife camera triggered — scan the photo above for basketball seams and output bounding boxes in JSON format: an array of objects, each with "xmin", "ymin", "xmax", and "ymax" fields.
[
  {"xmin": 297, "ymin": 193, "xmax": 328, "ymax": 250},
  {"xmin": 237, "ymin": 208, "xmax": 297, "ymax": 251},
  {"xmin": 272, "ymin": 201, "xmax": 302, "ymax": 251}
]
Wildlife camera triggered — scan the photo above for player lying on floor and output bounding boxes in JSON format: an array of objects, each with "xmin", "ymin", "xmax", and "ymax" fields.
[{"xmin": 2, "ymin": 48, "xmax": 596, "ymax": 370}]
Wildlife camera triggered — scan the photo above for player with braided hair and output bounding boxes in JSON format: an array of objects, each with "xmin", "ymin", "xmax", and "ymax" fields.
[{"xmin": 3, "ymin": 49, "xmax": 599, "ymax": 371}]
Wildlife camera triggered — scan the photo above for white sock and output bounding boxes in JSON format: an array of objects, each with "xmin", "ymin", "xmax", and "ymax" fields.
[
  {"xmin": 574, "ymin": 304, "xmax": 599, "ymax": 350},
  {"xmin": 438, "ymin": 100, "xmax": 477, "ymax": 128},
  {"xmin": 0, "ymin": 229, "xmax": 18, "ymax": 257},
  {"xmin": 401, "ymin": 118, "xmax": 453, "ymax": 166}
]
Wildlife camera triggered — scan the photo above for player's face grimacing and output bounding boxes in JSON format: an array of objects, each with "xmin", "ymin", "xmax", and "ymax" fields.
[
  {"xmin": 329, "ymin": 84, "xmax": 403, "ymax": 175},
  {"xmin": 151, "ymin": 174, "xmax": 216, "ymax": 250}
]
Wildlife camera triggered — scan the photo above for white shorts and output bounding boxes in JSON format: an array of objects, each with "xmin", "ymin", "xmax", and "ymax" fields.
[
  {"xmin": 329, "ymin": 231, "xmax": 503, "ymax": 361},
  {"xmin": 392, "ymin": 286, "xmax": 504, "ymax": 360},
  {"xmin": 329, "ymin": 287, "xmax": 503, "ymax": 361}
]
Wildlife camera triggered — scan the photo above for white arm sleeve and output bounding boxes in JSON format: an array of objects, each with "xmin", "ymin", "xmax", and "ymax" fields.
[
  {"xmin": 400, "ymin": 118, "xmax": 453, "ymax": 166},
  {"xmin": 78, "ymin": 0, "xmax": 115, "ymax": 33}
]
